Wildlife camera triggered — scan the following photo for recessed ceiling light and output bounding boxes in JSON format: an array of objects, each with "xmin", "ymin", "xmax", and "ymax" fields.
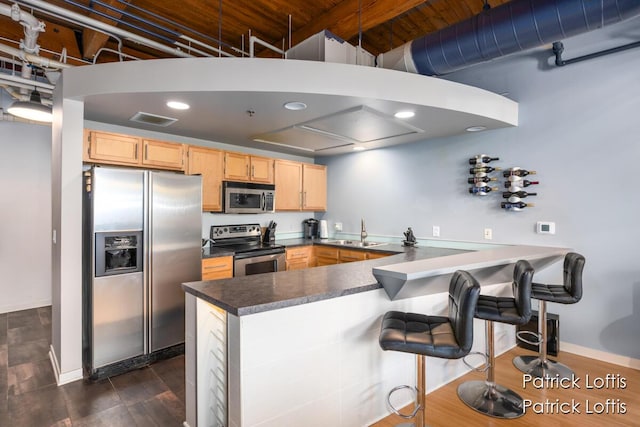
[
  {"xmin": 166, "ymin": 101, "xmax": 190, "ymax": 110},
  {"xmin": 353, "ymin": 146, "xmax": 366, "ymax": 151},
  {"xmin": 466, "ymin": 125, "xmax": 487, "ymax": 132},
  {"xmin": 284, "ymin": 101, "xmax": 307, "ymax": 111},
  {"xmin": 394, "ymin": 110, "xmax": 415, "ymax": 119}
]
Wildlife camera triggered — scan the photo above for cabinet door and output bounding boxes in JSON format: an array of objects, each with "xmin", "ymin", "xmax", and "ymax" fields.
[
  {"xmin": 87, "ymin": 131, "xmax": 141, "ymax": 165},
  {"xmin": 286, "ymin": 246, "xmax": 312, "ymax": 270},
  {"xmin": 142, "ymin": 139, "xmax": 185, "ymax": 170},
  {"xmin": 224, "ymin": 152, "xmax": 250, "ymax": 181},
  {"xmin": 302, "ymin": 164, "xmax": 327, "ymax": 211},
  {"xmin": 250, "ymin": 156, "xmax": 274, "ymax": 184},
  {"xmin": 315, "ymin": 246, "xmax": 338, "ymax": 266},
  {"xmin": 202, "ymin": 257, "xmax": 233, "ymax": 280},
  {"xmin": 339, "ymin": 249, "xmax": 367, "ymax": 263},
  {"xmin": 187, "ymin": 147, "xmax": 224, "ymax": 212},
  {"xmin": 367, "ymin": 251, "xmax": 390, "ymax": 260},
  {"xmin": 275, "ymin": 160, "xmax": 303, "ymax": 211}
]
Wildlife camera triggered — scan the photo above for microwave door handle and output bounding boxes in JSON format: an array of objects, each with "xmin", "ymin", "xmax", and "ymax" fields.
[{"xmin": 261, "ymin": 192, "xmax": 266, "ymax": 211}]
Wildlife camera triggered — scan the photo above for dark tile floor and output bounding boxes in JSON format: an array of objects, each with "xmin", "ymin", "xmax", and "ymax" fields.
[{"xmin": 0, "ymin": 307, "xmax": 186, "ymax": 426}]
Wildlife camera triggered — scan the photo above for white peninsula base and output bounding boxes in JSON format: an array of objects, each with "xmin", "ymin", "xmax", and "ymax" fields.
[{"xmin": 185, "ymin": 282, "xmax": 516, "ymax": 427}]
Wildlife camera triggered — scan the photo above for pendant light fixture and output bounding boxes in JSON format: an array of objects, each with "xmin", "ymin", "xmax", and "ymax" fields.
[{"xmin": 7, "ymin": 88, "xmax": 53, "ymax": 123}]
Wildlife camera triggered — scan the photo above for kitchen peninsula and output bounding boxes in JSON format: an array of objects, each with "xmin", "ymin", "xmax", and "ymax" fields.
[{"xmin": 182, "ymin": 241, "xmax": 568, "ymax": 427}]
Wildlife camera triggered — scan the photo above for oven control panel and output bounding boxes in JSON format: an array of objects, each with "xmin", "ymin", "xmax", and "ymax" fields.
[{"xmin": 211, "ymin": 223, "xmax": 261, "ymax": 240}]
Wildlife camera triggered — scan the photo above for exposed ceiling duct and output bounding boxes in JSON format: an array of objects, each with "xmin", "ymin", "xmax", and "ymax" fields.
[{"xmin": 378, "ymin": 0, "xmax": 640, "ymax": 76}]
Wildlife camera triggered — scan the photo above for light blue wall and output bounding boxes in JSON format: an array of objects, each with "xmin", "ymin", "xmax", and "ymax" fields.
[{"xmin": 319, "ymin": 19, "xmax": 640, "ymax": 359}]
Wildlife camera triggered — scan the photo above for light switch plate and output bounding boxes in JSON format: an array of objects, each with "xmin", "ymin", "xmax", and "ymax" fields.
[
  {"xmin": 432, "ymin": 226, "xmax": 440, "ymax": 237},
  {"xmin": 484, "ymin": 228, "xmax": 492, "ymax": 240}
]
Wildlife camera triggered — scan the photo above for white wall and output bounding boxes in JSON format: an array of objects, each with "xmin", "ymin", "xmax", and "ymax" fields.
[
  {"xmin": 0, "ymin": 121, "xmax": 52, "ymax": 313},
  {"xmin": 318, "ymin": 19, "xmax": 640, "ymax": 360}
]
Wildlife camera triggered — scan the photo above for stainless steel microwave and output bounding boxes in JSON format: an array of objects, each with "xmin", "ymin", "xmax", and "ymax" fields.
[{"xmin": 223, "ymin": 181, "xmax": 275, "ymax": 214}]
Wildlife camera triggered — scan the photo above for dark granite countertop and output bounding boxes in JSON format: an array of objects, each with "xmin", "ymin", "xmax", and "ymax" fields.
[
  {"xmin": 201, "ymin": 246, "xmax": 235, "ymax": 259},
  {"xmin": 185, "ymin": 243, "xmax": 468, "ymax": 316}
]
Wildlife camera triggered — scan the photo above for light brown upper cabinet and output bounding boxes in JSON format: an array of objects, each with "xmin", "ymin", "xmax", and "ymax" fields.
[
  {"xmin": 142, "ymin": 139, "xmax": 186, "ymax": 171},
  {"xmin": 84, "ymin": 130, "xmax": 142, "ymax": 166},
  {"xmin": 224, "ymin": 152, "xmax": 274, "ymax": 184},
  {"xmin": 274, "ymin": 160, "xmax": 327, "ymax": 212},
  {"xmin": 302, "ymin": 164, "xmax": 327, "ymax": 211},
  {"xmin": 186, "ymin": 146, "xmax": 224, "ymax": 212}
]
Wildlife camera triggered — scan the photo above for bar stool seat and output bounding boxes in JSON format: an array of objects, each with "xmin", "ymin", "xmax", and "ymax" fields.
[
  {"xmin": 379, "ymin": 270, "xmax": 481, "ymax": 427},
  {"xmin": 513, "ymin": 252, "xmax": 585, "ymax": 379},
  {"xmin": 457, "ymin": 260, "xmax": 533, "ymax": 419}
]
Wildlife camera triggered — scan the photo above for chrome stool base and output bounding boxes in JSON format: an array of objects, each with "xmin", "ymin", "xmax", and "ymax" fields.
[
  {"xmin": 457, "ymin": 380, "xmax": 524, "ymax": 419},
  {"xmin": 513, "ymin": 354, "xmax": 575, "ymax": 379}
]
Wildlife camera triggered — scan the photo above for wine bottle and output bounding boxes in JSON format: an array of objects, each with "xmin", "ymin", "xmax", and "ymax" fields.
[
  {"xmin": 502, "ymin": 191, "xmax": 537, "ymax": 199},
  {"xmin": 469, "ymin": 166, "xmax": 501, "ymax": 174},
  {"xmin": 469, "ymin": 155, "xmax": 499, "ymax": 165},
  {"xmin": 469, "ymin": 186, "xmax": 498, "ymax": 195},
  {"xmin": 503, "ymin": 168, "xmax": 536, "ymax": 177},
  {"xmin": 501, "ymin": 201, "xmax": 535, "ymax": 210},
  {"xmin": 503, "ymin": 179, "xmax": 539, "ymax": 188},
  {"xmin": 468, "ymin": 176, "xmax": 497, "ymax": 184}
]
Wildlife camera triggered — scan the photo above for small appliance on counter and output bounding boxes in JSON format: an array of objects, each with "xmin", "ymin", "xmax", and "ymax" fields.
[
  {"xmin": 319, "ymin": 219, "xmax": 329, "ymax": 239},
  {"xmin": 303, "ymin": 218, "xmax": 319, "ymax": 239},
  {"xmin": 263, "ymin": 220, "xmax": 277, "ymax": 243}
]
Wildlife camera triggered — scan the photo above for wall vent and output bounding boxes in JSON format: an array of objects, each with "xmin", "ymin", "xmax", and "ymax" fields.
[{"xmin": 129, "ymin": 111, "xmax": 178, "ymax": 127}]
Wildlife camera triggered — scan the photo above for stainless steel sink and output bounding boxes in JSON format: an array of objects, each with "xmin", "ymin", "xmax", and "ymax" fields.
[{"xmin": 326, "ymin": 240, "xmax": 387, "ymax": 248}]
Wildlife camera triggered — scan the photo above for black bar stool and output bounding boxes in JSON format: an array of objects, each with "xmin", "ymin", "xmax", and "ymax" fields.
[
  {"xmin": 513, "ymin": 252, "xmax": 585, "ymax": 379},
  {"xmin": 379, "ymin": 270, "xmax": 481, "ymax": 427},
  {"xmin": 457, "ymin": 260, "xmax": 533, "ymax": 419}
]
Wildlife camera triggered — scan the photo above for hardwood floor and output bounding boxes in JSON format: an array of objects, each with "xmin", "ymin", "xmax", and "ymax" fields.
[
  {"xmin": 370, "ymin": 347, "xmax": 640, "ymax": 427},
  {"xmin": 0, "ymin": 307, "xmax": 185, "ymax": 426}
]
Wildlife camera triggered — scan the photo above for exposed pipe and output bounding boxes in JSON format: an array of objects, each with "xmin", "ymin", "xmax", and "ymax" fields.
[
  {"xmin": 552, "ymin": 39, "xmax": 640, "ymax": 67},
  {"xmin": 15, "ymin": 0, "xmax": 194, "ymax": 59},
  {"xmin": 0, "ymin": 42, "xmax": 72, "ymax": 70},
  {"xmin": 0, "ymin": 3, "xmax": 45, "ymax": 93},
  {"xmin": 378, "ymin": 0, "xmax": 640, "ymax": 76},
  {"xmin": 0, "ymin": 74, "xmax": 55, "ymax": 93}
]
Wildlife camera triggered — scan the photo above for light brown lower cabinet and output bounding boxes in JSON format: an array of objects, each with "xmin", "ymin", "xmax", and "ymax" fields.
[
  {"xmin": 338, "ymin": 249, "xmax": 368, "ymax": 263},
  {"xmin": 315, "ymin": 246, "xmax": 339, "ymax": 266},
  {"xmin": 285, "ymin": 246, "xmax": 315, "ymax": 270},
  {"xmin": 202, "ymin": 256, "xmax": 233, "ymax": 280}
]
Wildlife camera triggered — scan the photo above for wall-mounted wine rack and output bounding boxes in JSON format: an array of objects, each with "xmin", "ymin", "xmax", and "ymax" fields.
[
  {"xmin": 501, "ymin": 167, "xmax": 539, "ymax": 211},
  {"xmin": 468, "ymin": 155, "xmax": 541, "ymax": 211},
  {"xmin": 468, "ymin": 154, "xmax": 501, "ymax": 196}
]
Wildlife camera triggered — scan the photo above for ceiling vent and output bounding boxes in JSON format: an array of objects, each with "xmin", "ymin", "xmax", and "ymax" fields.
[
  {"xmin": 253, "ymin": 105, "xmax": 424, "ymax": 152},
  {"xmin": 129, "ymin": 111, "xmax": 178, "ymax": 127}
]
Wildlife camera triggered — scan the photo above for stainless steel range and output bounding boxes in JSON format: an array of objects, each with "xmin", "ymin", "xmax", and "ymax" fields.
[{"xmin": 210, "ymin": 223, "xmax": 285, "ymax": 276}]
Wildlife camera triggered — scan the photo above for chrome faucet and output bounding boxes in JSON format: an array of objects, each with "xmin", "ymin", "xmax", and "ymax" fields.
[{"xmin": 360, "ymin": 218, "xmax": 368, "ymax": 242}]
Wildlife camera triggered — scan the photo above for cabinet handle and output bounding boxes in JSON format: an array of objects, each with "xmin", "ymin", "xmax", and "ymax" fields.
[
  {"xmin": 303, "ymin": 191, "xmax": 307, "ymax": 207},
  {"xmin": 134, "ymin": 143, "xmax": 138, "ymax": 160},
  {"xmin": 204, "ymin": 264, "xmax": 229, "ymax": 270},
  {"xmin": 144, "ymin": 144, "xmax": 148, "ymax": 160},
  {"xmin": 251, "ymin": 165, "xmax": 255, "ymax": 177},
  {"xmin": 246, "ymin": 164, "xmax": 249, "ymax": 177}
]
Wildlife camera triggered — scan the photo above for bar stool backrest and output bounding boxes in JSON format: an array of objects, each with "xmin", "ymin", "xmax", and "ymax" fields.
[
  {"xmin": 448, "ymin": 270, "xmax": 481, "ymax": 354},
  {"xmin": 563, "ymin": 252, "xmax": 585, "ymax": 302},
  {"xmin": 512, "ymin": 260, "xmax": 534, "ymax": 321}
]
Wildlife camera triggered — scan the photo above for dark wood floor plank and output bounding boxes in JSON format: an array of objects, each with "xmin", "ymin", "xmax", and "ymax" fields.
[
  {"xmin": 7, "ymin": 323, "xmax": 51, "ymax": 346},
  {"xmin": 109, "ymin": 366, "xmax": 169, "ymax": 406},
  {"xmin": 71, "ymin": 404, "xmax": 137, "ymax": 427},
  {"xmin": 126, "ymin": 390, "xmax": 186, "ymax": 427},
  {"xmin": 61, "ymin": 377, "xmax": 122, "ymax": 420},
  {"xmin": 7, "ymin": 308, "xmax": 42, "ymax": 330},
  {"xmin": 7, "ymin": 337, "xmax": 50, "ymax": 367},
  {"xmin": 7, "ymin": 357, "xmax": 56, "ymax": 396},
  {"xmin": 150, "ymin": 354, "xmax": 186, "ymax": 403},
  {"xmin": 7, "ymin": 383, "xmax": 69, "ymax": 426}
]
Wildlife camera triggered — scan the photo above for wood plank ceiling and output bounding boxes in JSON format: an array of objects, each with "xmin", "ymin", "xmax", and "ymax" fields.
[{"xmin": 0, "ymin": 0, "xmax": 512, "ymax": 67}]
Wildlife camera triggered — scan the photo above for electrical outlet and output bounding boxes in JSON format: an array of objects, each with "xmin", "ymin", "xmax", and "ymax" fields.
[
  {"xmin": 335, "ymin": 222, "xmax": 343, "ymax": 231},
  {"xmin": 484, "ymin": 228, "xmax": 493, "ymax": 240},
  {"xmin": 432, "ymin": 226, "xmax": 440, "ymax": 237}
]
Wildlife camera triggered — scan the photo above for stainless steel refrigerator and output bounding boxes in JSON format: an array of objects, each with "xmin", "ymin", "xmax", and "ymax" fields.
[{"xmin": 82, "ymin": 166, "xmax": 201, "ymax": 379}]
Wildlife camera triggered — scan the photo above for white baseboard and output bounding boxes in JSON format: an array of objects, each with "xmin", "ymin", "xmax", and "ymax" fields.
[
  {"xmin": 0, "ymin": 299, "xmax": 51, "ymax": 314},
  {"xmin": 561, "ymin": 341, "xmax": 640, "ymax": 370},
  {"xmin": 49, "ymin": 345, "xmax": 83, "ymax": 386}
]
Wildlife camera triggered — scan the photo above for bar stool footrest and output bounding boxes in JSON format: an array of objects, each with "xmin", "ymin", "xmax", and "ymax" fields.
[
  {"xmin": 462, "ymin": 351, "xmax": 489, "ymax": 372},
  {"xmin": 386, "ymin": 385, "xmax": 421, "ymax": 419},
  {"xmin": 516, "ymin": 330, "xmax": 542, "ymax": 347}
]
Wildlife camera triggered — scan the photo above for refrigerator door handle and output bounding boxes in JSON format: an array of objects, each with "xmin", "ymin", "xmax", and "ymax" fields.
[{"xmin": 143, "ymin": 171, "xmax": 150, "ymax": 355}]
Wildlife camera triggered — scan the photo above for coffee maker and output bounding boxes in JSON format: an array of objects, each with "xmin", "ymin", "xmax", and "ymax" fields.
[{"xmin": 303, "ymin": 218, "xmax": 319, "ymax": 239}]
